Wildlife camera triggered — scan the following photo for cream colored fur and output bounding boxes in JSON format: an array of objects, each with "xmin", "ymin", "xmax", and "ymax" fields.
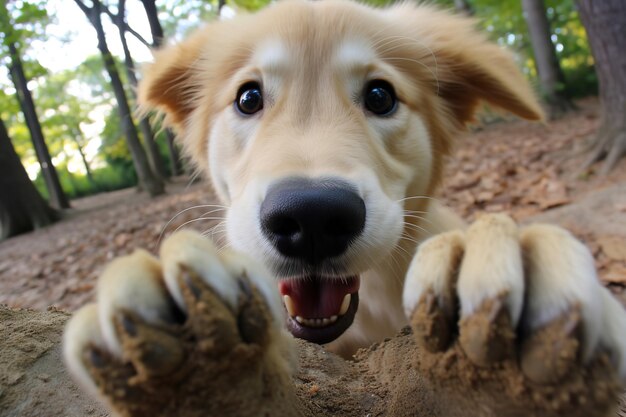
[{"xmin": 64, "ymin": 0, "xmax": 626, "ymax": 412}]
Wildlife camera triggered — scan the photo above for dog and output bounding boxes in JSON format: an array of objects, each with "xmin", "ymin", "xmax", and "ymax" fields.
[{"xmin": 64, "ymin": 0, "xmax": 626, "ymax": 414}]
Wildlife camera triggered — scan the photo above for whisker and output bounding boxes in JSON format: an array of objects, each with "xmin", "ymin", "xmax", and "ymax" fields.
[
  {"xmin": 185, "ymin": 170, "xmax": 202, "ymax": 190},
  {"xmin": 402, "ymin": 214, "xmax": 438, "ymax": 231},
  {"xmin": 403, "ymin": 222, "xmax": 431, "ymax": 236},
  {"xmin": 155, "ymin": 204, "xmax": 228, "ymax": 249},
  {"xmin": 398, "ymin": 232, "xmax": 423, "ymax": 247},
  {"xmin": 396, "ymin": 195, "xmax": 441, "ymax": 203},
  {"xmin": 172, "ymin": 216, "xmax": 227, "ymax": 234}
]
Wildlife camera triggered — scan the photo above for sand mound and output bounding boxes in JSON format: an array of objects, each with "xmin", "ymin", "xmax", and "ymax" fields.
[{"xmin": 1, "ymin": 305, "xmax": 624, "ymax": 417}]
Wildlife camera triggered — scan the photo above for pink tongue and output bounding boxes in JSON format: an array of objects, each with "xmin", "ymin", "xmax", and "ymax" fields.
[{"xmin": 279, "ymin": 276, "xmax": 360, "ymax": 318}]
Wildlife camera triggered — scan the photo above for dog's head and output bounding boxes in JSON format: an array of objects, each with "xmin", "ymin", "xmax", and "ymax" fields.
[{"xmin": 139, "ymin": 0, "xmax": 542, "ymax": 344}]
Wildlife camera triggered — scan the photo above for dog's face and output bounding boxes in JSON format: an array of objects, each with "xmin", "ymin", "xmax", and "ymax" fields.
[{"xmin": 139, "ymin": 0, "xmax": 542, "ymax": 344}]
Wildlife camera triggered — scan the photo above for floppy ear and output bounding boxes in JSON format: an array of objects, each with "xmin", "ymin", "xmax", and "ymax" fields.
[
  {"xmin": 138, "ymin": 30, "xmax": 208, "ymax": 128},
  {"xmin": 388, "ymin": 4, "xmax": 544, "ymax": 124}
]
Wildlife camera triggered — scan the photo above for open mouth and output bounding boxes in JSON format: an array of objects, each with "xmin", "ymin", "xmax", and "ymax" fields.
[{"xmin": 279, "ymin": 275, "xmax": 360, "ymax": 345}]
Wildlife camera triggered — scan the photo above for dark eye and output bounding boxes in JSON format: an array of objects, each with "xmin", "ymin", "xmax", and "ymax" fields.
[
  {"xmin": 235, "ymin": 82, "xmax": 263, "ymax": 115},
  {"xmin": 363, "ymin": 80, "xmax": 397, "ymax": 116}
]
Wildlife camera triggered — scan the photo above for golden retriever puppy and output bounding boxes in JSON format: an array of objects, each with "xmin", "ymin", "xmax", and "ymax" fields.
[{"xmin": 63, "ymin": 1, "xmax": 626, "ymax": 415}]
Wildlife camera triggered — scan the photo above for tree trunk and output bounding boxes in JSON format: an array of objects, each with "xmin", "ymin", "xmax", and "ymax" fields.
[
  {"xmin": 70, "ymin": 125, "xmax": 99, "ymax": 191},
  {"xmin": 8, "ymin": 43, "xmax": 70, "ymax": 209},
  {"xmin": 115, "ymin": 10, "xmax": 167, "ymax": 178},
  {"xmin": 0, "ymin": 118, "xmax": 56, "ymax": 240},
  {"xmin": 140, "ymin": 0, "xmax": 164, "ymax": 47},
  {"xmin": 454, "ymin": 0, "xmax": 473, "ymax": 16},
  {"xmin": 165, "ymin": 130, "xmax": 182, "ymax": 176},
  {"xmin": 577, "ymin": 0, "xmax": 626, "ymax": 173},
  {"xmin": 522, "ymin": 0, "xmax": 574, "ymax": 118},
  {"xmin": 140, "ymin": 0, "xmax": 183, "ymax": 175},
  {"xmin": 74, "ymin": 0, "xmax": 164, "ymax": 197},
  {"xmin": 113, "ymin": 0, "xmax": 168, "ymax": 180}
]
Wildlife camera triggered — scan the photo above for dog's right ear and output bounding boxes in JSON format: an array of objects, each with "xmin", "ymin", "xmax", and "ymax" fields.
[{"xmin": 138, "ymin": 32, "xmax": 207, "ymax": 128}]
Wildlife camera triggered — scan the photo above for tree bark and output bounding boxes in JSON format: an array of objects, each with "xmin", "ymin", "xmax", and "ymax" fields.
[
  {"xmin": 0, "ymin": 118, "xmax": 56, "ymax": 240},
  {"xmin": 522, "ymin": 0, "xmax": 574, "ymax": 118},
  {"xmin": 140, "ymin": 0, "xmax": 164, "ymax": 47},
  {"xmin": 165, "ymin": 129, "xmax": 182, "ymax": 176},
  {"xmin": 112, "ymin": 0, "xmax": 168, "ymax": 180},
  {"xmin": 454, "ymin": 0, "xmax": 473, "ymax": 16},
  {"xmin": 70, "ymin": 125, "xmax": 99, "ymax": 191},
  {"xmin": 8, "ymin": 43, "xmax": 70, "ymax": 209},
  {"xmin": 140, "ymin": 0, "xmax": 183, "ymax": 176},
  {"xmin": 577, "ymin": 0, "xmax": 626, "ymax": 173},
  {"xmin": 74, "ymin": 0, "xmax": 164, "ymax": 197}
]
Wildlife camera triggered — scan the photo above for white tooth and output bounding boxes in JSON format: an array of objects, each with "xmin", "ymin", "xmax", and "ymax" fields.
[
  {"xmin": 283, "ymin": 295, "xmax": 296, "ymax": 317},
  {"xmin": 339, "ymin": 294, "xmax": 351, "ymax": 316},
  {"xmin": 322, "ymin": 318, "xmax": 329, "ymax": 326},
  {"xmin": 296, "ymin": 316, "xmax": 304, "ymax": 324},
  {"xmin": 330, "ymin": 315, "xmax": 338, "ymax": 322}
]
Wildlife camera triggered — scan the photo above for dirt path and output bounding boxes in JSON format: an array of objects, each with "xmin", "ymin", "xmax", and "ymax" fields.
[{"xmin": 0, "ymin": 98, "xmax": 624, "ymax": 311}]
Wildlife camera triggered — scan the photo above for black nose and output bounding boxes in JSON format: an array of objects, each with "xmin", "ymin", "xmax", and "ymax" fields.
[{"xmin": 260, "ymin": 178, "xmax": 366, "ymax": 265}]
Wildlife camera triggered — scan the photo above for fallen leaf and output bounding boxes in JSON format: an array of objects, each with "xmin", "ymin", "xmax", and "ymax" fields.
[{"xmin": 598, "ymin": 236, "xmax": 626, "ymax": 262}]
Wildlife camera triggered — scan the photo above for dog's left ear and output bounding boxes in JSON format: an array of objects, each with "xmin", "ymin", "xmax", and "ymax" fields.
[{"xmin": 389, "ymin": 5, "xmax": 544, "ymax": 124}]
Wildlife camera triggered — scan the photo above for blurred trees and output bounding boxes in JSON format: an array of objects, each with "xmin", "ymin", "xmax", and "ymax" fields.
[
  {"xmin": 0, "ymin": 0, "xmax": 622, "ymax": 240},
  {"xmin": 139, "ymin": 0, "xmax": 182, "ymax": 176},
  {"xmin": 0, "ymin": 117, "xmax": 56, "ymax": 240},
  {"xmin": 522, "ymin": 0, "xmax": 573, "ymax": 117},
  {"xmin": 577, "ymin": 0, "xmax": 626, "ymax": 173},
  {"xmin": 106, "ymin": 0, "xmax": 168, "ymax": 180},
  {"xmin": 0, "ymin": 0, "xmax": 70, "ymax": 209},
  {"xmin": 74, "ymin": 0, "xmax": 164, "ymax": 196}
]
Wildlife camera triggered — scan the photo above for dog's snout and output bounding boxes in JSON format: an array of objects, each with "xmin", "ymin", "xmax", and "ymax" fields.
[{"xmin": 260, "ymin": 178, "xmax": 366, "ymax": 264}]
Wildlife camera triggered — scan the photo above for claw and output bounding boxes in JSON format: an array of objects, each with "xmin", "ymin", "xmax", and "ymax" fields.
[
  {"xmin": 459, "ymin": 294, "xmax": 515, "ymax": 367},
  {"xmin": 520, "ymin": 308, "xmax": 583, "ymax": 384},
  {"xmin": 237, "ymin": 271, "xmax": 253, "ymax": 300},
  {"xmin": 87, "ymin": 346, "xmax": 107, "ymax": 369},
  {"xmin": 120, "ymin": 313, "xmax": 138, "ymax": 337},
  {"xmin": 411, "ymin": 290, "xmax": 455, "ymax": 352},
  {"xmin": 237, "ymin": 274, "xmax": 271, "ymax": 346},
  {"xmin": 114, "ymin": 312, "xmax": 186, "ymax": 380},
  {"xmin": 180, "ymin": 264, "xmax": 202, "ymax": 300}
]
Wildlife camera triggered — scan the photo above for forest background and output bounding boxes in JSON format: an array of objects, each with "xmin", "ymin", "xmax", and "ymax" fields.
[{"xmin": 0, "ymin": 0, "xmax": 623, "ymax": 240}]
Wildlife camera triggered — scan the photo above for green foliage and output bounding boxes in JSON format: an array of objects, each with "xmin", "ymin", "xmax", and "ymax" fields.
[
  {"xmin": 230, "ymin": 0, "xmax": 270, "ymax": 12},
  {"xmin": 2, "ymin": 0, "xmax": 602, "ymax": 203},
  {"xmin": 0, "ymin": 0, "xmax": 48, "ymax": 49},
  {"xmin": 34, "ymin": 163, "xmax": 138, "ymax": 199},
  {"xmin": 159, "ymin": 0, "xmax": 223, "ymax": 38},
  {"xmin": 448, "ymin": 0, "xmax": 596, "ymax": 97},
  {"xmin": 98, "ymin": 108, "xmax": 136, "ymax": 183}
]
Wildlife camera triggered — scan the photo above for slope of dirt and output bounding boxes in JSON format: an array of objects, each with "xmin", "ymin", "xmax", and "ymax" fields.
[{"xmin": 0, "ymin": 306, "xmax": 108, "ymax": 417}]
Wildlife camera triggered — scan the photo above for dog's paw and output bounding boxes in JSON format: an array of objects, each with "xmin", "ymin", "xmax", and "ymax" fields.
[
  {"xmin": 63, "ymin": 231, "xmax": 298, "ymax": 417},
  {"xmin": 403, "ymin": 214, "xmax": 626, "ymax": 416}
]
